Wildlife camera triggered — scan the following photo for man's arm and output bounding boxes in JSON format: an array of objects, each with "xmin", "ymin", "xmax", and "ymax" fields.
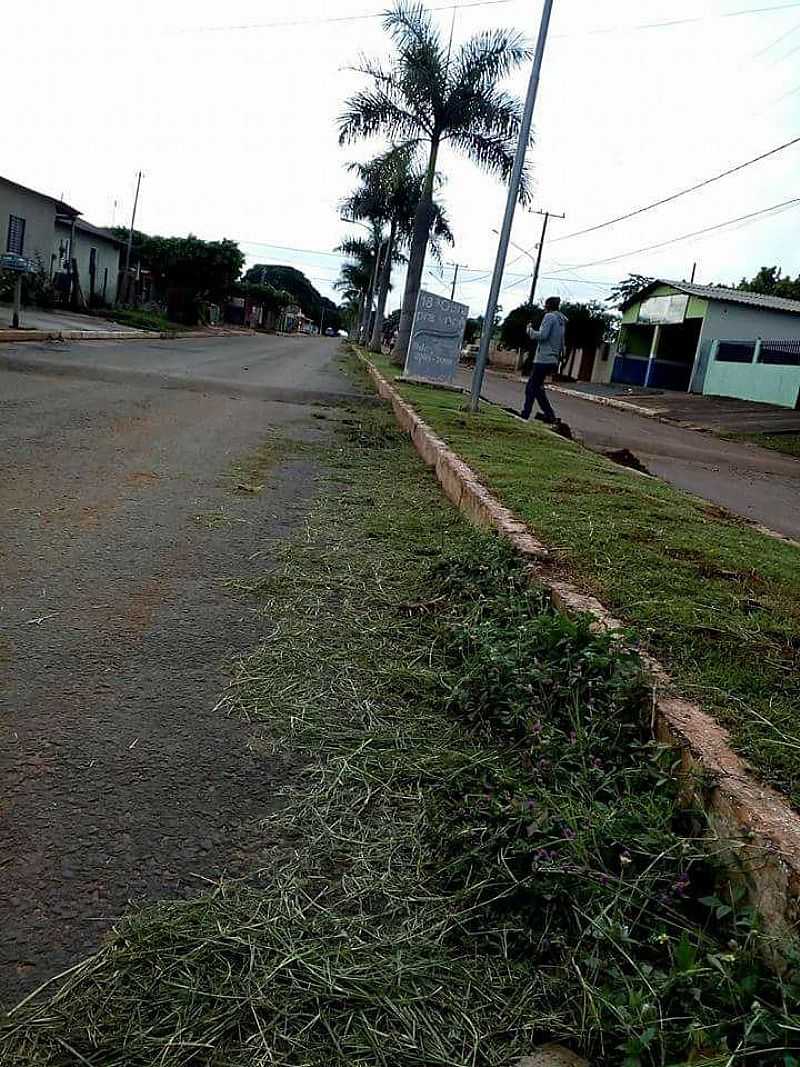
[{"xmin": 526, "ymin": 313, "xmax": 554, "ymax": 343}]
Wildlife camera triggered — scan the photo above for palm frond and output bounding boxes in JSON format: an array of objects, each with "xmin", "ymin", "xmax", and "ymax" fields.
[
  {"xmin": 448, "ymin": 129, "xmax": 533, "ymax": 205},
  {"xmin": 338, "ymin": 88, "xmax": 422, "ymax": 145},
  {"xmin": 450, "ymin": 28, "xmax": 531, "ymax": 93}
]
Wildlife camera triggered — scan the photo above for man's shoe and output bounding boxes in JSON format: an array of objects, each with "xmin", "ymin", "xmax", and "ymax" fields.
[{"xmin": 534, "ymin": 413, "xmax": 556, "ymax": 424}]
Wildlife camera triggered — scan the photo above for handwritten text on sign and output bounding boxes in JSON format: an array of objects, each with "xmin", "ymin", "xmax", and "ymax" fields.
[{"xmin": 404, "ymin": 290, "xmax": 469, "ymax": 385}]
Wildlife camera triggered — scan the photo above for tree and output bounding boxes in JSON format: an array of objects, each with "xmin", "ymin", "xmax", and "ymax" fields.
[
  {"xmin": 339, "ymin": 1, "xmax": 531, "ymax": 363},
  {"xmin": 608, "ymin": 274, "xmax": 655, "ymax": 309},
  {"xmin": 111, "ymin": 228, "xmax": 244, "ymax": 313},
  {"xmin": 464, "ymin": 317, "xmax": 482, "ymax": 346},
  {"xmin": 244, "ymin": 265, "xmax": 339, "ymax": 329},
  {"xmin": 343, "ymin": 146, "xmax": 453, "ymax": 353},
  {"xmin": 737, "ymin": 266, "xmax": 800, "ymax": 301},
  {"xmin": 500, "ymin": 300, "xmax": 617, "ymax": 360}
]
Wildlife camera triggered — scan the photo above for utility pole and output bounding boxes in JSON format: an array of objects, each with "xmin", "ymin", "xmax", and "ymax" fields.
[
  {"xmin": 469, "ymin": 0, "xmax": 555, "ymax": 412},
  {"xmin": 449, "ymin": 262, "xmax": 461, "ymax": 301},
  {"xmin": 690, "ymin": 261, "xmax": 698, "ymax": 283},
  {"xmin": 119, "ymin": 170, "xmax": 142, "ymax": 304},
  {"xmin": 529, "ymin": 209, "xmax": 565, "ymax": 305}
]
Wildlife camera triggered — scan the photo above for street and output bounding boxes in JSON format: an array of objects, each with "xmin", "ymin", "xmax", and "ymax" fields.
[
  {"xmin": 0, "ymin": 335, "xmax": 354, "ymax": 1004},
  {"xmin": 466, "ymin": 369, "xmax": 800, "ymax": 542}
]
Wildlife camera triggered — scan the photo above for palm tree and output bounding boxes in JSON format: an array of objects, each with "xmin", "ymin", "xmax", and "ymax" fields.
[
  {"xmin": 339, "ymin": 1, "xmax": 532, "ymax": 363},
  {"xmin": 336, "ymin": 229, "xmax": 386, "ymax": 341},
  {"xmin": 344, "ymin": 147, "xmax": 454, "ymax": 353}
]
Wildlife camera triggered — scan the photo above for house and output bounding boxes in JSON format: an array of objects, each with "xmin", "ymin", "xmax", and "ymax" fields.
[
  {"xmin": 1, "ymin": 174, "xmax": 122, "ymax": 307},
  {"xmin": 599, "ymin": 281, "xmax": 800, "ymax": 408}
]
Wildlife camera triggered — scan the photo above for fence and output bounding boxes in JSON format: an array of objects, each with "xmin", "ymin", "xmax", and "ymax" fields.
[{"xmin": 705, "ymin": 337, "xmax": 800, "ymax": 408}]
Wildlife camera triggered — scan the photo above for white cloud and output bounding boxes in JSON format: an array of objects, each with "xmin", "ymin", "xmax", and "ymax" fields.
[{"xmin": 5, "ymin": 0, "xmax": 799, "ymax": 314}]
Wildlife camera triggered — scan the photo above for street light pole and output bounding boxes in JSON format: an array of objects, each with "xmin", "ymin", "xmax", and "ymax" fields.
[{"xmin": 469, "ymin": 0, "xmax": 555, "ymax": 412}]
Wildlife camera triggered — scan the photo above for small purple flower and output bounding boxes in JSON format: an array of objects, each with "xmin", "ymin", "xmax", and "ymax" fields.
[{"xmin": 562, "ymin": 827, "xmax": 576, "ymax": 840}]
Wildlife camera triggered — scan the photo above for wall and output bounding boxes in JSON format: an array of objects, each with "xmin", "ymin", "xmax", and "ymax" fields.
[
  {"xmin": 704, "ymin": 344, "xmax": 800, "ymax": 409},
  {"xmin": 0, "ymin": 180, "xmax": 59, "ymax": 268},
  {"xmin": 54, "ymin": 222, "xmax": 121, "ymax": 305},
  {"xmin": 692, "ymin": 301, "xmax": 800, "ymax": 395}
]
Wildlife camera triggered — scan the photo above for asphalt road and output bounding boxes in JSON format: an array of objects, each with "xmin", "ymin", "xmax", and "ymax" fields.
[
  {"xmin": 0, "ymin": 335, "xmax": 356, "ymax": 1006},
  {"xmin": 464, "ymin": 369, "xmax": 800, "ymax": 542},
  {"xmin": 0, "ymin": 333, "xmax": 357, "ymax": 405}
]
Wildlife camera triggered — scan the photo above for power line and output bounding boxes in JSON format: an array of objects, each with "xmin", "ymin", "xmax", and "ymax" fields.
[
  {"xmin": 751, "ymin": 16, "xmax": 800, "ymax": 56},
  {"xmin": 554, "ymin": 0, "xmax": 800, "ymax": 37},
  {"xmin": 178, "ymin": 0, "xmax": 513, "ymax": 35},
  {"xmin": 549, "ymin": 134, "xmax": 800, "ymax": 245},
  {"xmin": 548, "ymin": 197, "xmax": 800, "ymax": 274},
  {"xmin": 177, "ymin": 0, "xmax": 800, "ymax": 36}
]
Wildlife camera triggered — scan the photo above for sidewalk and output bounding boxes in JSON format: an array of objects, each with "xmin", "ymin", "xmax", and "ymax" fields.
[
  {"xmin": 0, "ymin": 304, "xmax": 142, "ymax": 335},
  {"xmin": 551, "ymin": 379, "xmax": 800, "ymax": 435}
]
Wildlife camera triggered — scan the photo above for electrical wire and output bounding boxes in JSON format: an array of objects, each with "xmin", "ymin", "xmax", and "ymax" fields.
[
  {"xmin": 548, "ymin": 134, "xmax": 800, "ymax": 245},
  {"xmin": 547, "ymin": 197, "xmax": 800, "ymax": 274},
  {"xmin": 177, "ymin": 0, "xmax": 513, "ymax": 35},
  {"xmin": 177, "ymin": 0, "xmax": 800, "ymax": 36}
]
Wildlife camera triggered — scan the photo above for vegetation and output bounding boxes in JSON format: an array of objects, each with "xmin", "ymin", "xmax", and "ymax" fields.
[
  {"xmin": 340, "ymin": 146, "xmax": 453, "ymax": 351},
  {"xmin": 340, "ymin": 1, "xmax": 532, "ymax": 362},
  {"xmin": 501, "ymin": 300, "xmax": 617, "ymax": 358},
  {"xmin": 722, "ymin": 430, "xmax": 800, "ymax": 459},
  {"xmin": 243, "ymin": 264, "xmax": 340, "ymax": 330},
  {"xmin": 608, "ymin": 273, "xmax": 656, "ymax": 308},
  {"xmin": 737, "ymin": 265, "xmax": 800, "ymax": 302},
  {"xmin": 105, "ymin": 307, "xmax": 182, "ymax": 332},
  {"xmin": 368, "ymin": 352, "xmax": 800, "ymax": 807},
  {"xmin": 3, "ymin": 391, "xmax": 798, "ymax": 1066},
  {"xmin": 111, "ymin": 228, "xmax": 244, "ymax": 319}
]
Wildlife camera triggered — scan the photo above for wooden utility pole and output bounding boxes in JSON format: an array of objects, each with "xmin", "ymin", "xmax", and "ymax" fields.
[
  {"xmin": 119, "ymin": 170, "xmax": 142, "ymax": 304},
  {"xmin": 529, "ymin": 209, "xmax": 565, "ymax": 305},
  {"xmin": 449, "ymin": 262, "xmax": 461, "ymax": 301}
]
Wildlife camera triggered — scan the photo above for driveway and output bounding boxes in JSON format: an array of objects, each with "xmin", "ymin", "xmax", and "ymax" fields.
[
  {"xmin": 0, "ymin": 335, "xmax": 358, "ymax": 1006},
  {"xmin": 0, "ymin": 304, "xmax": 142, "ymax": 333},
  {"xmin": 461, "ymin": 369, "xmax": 800, "ymax": 541}
]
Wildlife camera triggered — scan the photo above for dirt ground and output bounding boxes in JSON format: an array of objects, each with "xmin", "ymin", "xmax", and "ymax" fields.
[{"xmin": 0, "ymin": 340, "xmax": 357, "ymax": 1006}]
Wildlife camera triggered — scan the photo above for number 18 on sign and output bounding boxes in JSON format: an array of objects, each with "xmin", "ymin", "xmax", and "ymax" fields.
[{"xmin": 403, "ymin": 290, "xmax": 469, "ymax": 386}]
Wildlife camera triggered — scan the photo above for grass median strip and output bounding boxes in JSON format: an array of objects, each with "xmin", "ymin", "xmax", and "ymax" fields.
[
  {"xmin": 721, "ymin": 431, "xmax": 800, "ymax": 460},
  {"xmin": 2, "ymin": 403, "xmax": 798, "ymax": 1066},
  {"xmin": 362, "ymin": 352, "xmax": 800, "ymax": 809}
]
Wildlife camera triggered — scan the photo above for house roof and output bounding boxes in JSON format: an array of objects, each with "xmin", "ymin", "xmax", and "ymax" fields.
[
  {"xmin": 625, "ymin": 279, "xmax": 800, "ymax": 317},
  {"xmin": 55, "ymin": 216, "xmax": 123, "ymax": 245},
  {"xmin": 0, "ymin": 174, "xmax": 80, "ymax": 218}
]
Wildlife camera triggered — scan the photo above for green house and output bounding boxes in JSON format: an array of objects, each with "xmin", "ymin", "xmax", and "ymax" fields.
[{"xmin": 612, "ymin": 280, "xmax": 800, "ymax": 407}]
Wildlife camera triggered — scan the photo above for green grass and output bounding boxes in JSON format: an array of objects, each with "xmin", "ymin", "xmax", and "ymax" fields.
[
  {"xmin": 3, "ymin": 402, "xmax": 798, "ymax": 1066},
  {"xmin": 104, "ymin": 307, "xmax": 182, "ymax": 333},
  {"xmin": 722, "ymin": 431, "xmax": 800, "ymax": 459},
  {"xmin": 365, "ymin": 351, "xmax": 800, "ymax": 808}
]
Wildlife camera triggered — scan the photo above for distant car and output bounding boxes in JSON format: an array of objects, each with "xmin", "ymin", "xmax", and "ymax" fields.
[
  {"xmin": 324, "ymin": 327, "xmax": 336, "ymax": 336},
  {"xmin": 337, "ymin": 330, "xmax": 349, "ymax": 338}
]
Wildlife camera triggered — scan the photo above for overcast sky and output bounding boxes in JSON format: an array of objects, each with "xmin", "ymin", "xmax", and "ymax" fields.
[{"xmin": 5, "ymin": 0, "xmax": 800, "ymax": 316}]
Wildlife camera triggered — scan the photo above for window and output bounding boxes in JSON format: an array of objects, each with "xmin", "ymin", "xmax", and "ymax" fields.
[{"xmin": 6, "ymin": 214, "xmax": 25, "ymax": 255}]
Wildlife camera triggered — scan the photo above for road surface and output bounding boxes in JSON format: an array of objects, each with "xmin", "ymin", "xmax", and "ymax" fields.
[
  {"xmin": 0, "ymin": 335, "xmax": 357, "ymax": 1006},
  {"xmin": 463, "ymin": 369, "xmax": 800, "ymax": 542}
]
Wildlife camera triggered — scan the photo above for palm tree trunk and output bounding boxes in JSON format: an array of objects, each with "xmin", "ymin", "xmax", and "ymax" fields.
[
  {"xmin": 392, "ymin": 140, "xmax": 439, "ymax": 365},
  {"xmin": 370, "ymin": 217, "xmax": 396, "ymax": 353},
  {"xmin": 359, "ymin": 241, "xmax": 382, "ymax": 343}
]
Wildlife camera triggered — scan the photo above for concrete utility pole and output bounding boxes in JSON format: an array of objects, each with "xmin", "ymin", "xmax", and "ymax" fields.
[
  {"xmin": 120, "ymin": 170, "xmax": 142, "ymax": 304},
  {"xmin": 529, "ymin": 209, "xmax": 565, "ymax": 305},
  {"xmin": 449, "ymin": 263, "xmax": 461, "ymax": 301},
  {"xmin": 469, "ymin": 0, "xmax": 556, "ymax": 412}
]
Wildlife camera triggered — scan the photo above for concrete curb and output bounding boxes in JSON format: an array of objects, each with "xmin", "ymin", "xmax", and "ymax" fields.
[
  {"xmin": 362, "ymin": 353, "xmax": 800, "ymax": 943},
  {"xmin": 0, "ymin": 327, "xmax": 257, "ymax": 345},
  {"xmin": 548, "ymin": 383, "xmax": 670, "ymax": 421}
]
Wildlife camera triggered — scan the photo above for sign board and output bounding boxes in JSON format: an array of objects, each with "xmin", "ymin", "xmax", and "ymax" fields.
[
  {"xmin": 638, "ymin": 294, "xmax": 689, "ymax": 326},
  {"xmin": 0, "ymin": 253, "xmax": 31, "ymax": 273},
  {"xmin": 404, "ymin": 290, "xmax": 469, "ymax": 385}
]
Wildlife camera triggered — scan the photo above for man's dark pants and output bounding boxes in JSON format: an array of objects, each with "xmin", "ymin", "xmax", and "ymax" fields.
[{"xmin": 522, "ymin": 364, "xmax": 557, "ymax": 422}]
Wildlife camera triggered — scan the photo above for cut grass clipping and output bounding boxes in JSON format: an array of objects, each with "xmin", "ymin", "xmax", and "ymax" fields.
[
  {"xmin": 366, "ymin": 351, "xmax": 800, "ymax": 810},
  {"xmin": 2, "ymin": 405, "xmax": 798, "ymax": 1066}
]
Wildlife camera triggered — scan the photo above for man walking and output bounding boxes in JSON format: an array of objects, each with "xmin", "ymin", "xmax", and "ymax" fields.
[{"xmin": 521, "ymin": 296, "xmax": 568, "ymax": 423}]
